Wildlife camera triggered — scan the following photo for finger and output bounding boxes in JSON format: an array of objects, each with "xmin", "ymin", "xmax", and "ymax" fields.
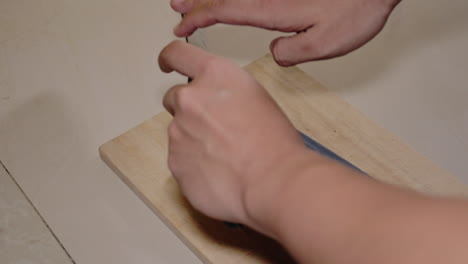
[
  {"xmin": 270, "ymin": 26, "xmax": 357, "ymax": 66},
  {"xmin": 173, "ymin": 0, "xmax": 278, "ymax": 37},
  {"xmin": 159, "ymin": 40, "xmax": 215, "ymax": 79},
  {"xmin": 163, "ymin": 84, "xmax": 187, "ymax": 116},
  {"xmin": 170, "ymin": 0, "xmax": 196, "ymax": 14}
]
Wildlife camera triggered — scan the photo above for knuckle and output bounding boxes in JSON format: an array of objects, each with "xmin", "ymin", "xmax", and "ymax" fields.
[
  {"xmin": 301, "ymin": 38, "xmax": 333, "ymax": 61},
  {"xmin": 301, "ymin": 41, "xmax": 324, "ymax": 57},
  {"xmin": 160, "ymin": 40, "xmax": 186, "ymax": 61},
  {"xmin": 165, "ymin": 40, "xmax": 184, "ymax": 53},
  {"xmin": 172, "ymin": 86, "xmax": 188, "ymax": 104},
  {"xmin": 201, "ymin": 57, "xmax": 231, "ymax": 76},
  {"xmin": 174, "ymin": 87, "xmax": 200, "ymax": 112},
  {"xmin": 207, "ymin": 0, "xmax": 225, "ymax": 10},
  {"xmin": 203, "ymin": 57, "xmax": 222, "ymax": 71}
]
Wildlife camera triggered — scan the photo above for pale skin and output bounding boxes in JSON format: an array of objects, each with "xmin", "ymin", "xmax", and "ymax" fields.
[
  {"xmin": 171, "ymin": 0, "xmax": 401, "ymax": 66},
  {"xmin": 159, "ymin": 0, "xmax": 468, "ymax": 263}
]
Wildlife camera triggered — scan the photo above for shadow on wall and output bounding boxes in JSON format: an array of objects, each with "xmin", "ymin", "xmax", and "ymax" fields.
[
  {"xmin": 202, "ymin": 0, "xmax": 468, "ymax": 92},
  {"xmin": 0, "ymin": 92, "xmax": 84, "ymax": 180}
]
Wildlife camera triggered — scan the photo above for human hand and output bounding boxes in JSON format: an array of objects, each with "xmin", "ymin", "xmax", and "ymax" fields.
[
  {"xmin": 159, "ymin": 41, "xmax": 317, "ymax": 232},
  {"xmin": 171, "ymin": 0, "xmax": 400, "ymax": 66}
]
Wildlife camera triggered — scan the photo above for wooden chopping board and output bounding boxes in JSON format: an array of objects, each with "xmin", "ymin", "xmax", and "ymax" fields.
[{"xmin": 99, "ymin": 54, "xmax": 468, "ymax": 263}]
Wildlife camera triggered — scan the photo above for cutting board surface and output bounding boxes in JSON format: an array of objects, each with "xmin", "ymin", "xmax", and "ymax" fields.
[{"xmin": 100, "ymin": 55, "xmax": 468, "ymax": 263}]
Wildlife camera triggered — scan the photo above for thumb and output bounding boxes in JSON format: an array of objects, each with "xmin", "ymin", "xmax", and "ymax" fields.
[{"xmin": 270, "ymin": 29, "xmax": 332, "ymax": 67}]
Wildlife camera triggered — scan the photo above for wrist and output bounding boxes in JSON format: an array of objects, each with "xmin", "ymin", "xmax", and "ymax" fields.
[
  {"xmin": 241, "ymin": 147, "xmax": 393, "ymax": 243},
  {"xmin": 241, "ymin": 147, "xmax": 329, "ymax": 238},
  {"xmin": 243, "ymin": 151, "xmax": 411, "ymax": 262}
]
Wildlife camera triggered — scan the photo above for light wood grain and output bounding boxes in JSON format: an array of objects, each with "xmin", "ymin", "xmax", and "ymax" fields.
[{"xmin": 100, "ymin": 54, "xmax": 468, "ymax": 264}]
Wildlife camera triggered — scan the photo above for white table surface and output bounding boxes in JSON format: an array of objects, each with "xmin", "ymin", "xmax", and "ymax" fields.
[
  {"xmin": 0, "ymin": 1, "xmax": 200, "ymax": 263},
  {"xmin": 0, "ymin": 163, "xmax": 73, "ymax": 264}
]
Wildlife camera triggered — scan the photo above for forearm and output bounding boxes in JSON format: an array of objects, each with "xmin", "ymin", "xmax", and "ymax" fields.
[{"xmin": 244, "ymin": 149, "xmax": 468, "ymax": 263}]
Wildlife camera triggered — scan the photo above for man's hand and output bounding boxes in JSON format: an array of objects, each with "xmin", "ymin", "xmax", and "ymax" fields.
[
  {"xmin": 171, "ymin": 0, "xmax": 400, "ymax": 66},
  {"xmin": 159, "ymin": 41, "xmax": 318, "ymax": 233},
  {"xmin": 159, "ymin": 41, "xmax": 468, "ymax": 264}
]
